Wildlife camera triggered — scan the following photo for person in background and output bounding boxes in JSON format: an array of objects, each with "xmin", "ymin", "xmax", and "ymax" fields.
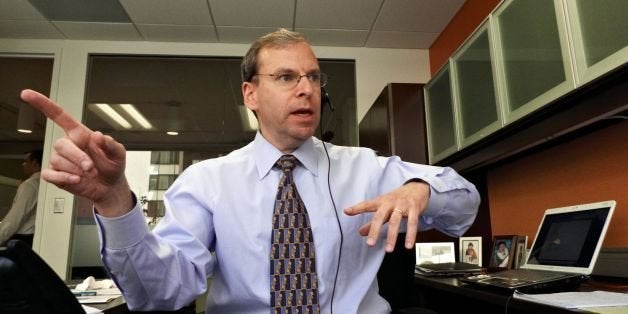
[
  {"xmin": 20, "ymin": 29, "xmax": 480, "ymax": 313},
  {"xmin": 0, "ymin": 149, "xmax": 43, "ymax": 247}
]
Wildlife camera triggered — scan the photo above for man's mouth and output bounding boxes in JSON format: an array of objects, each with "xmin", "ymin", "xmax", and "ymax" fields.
[{"xmin": 292, "ymin": 109, "xmax": 313, "ymax": 115}]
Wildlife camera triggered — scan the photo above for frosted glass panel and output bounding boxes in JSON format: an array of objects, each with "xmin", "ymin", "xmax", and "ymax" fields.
[
  {"xmin": 576, "ymin": 0, "xmax": 628, "ymax": 67},
  {"xmin": 455, "ymin": 30, "xmax": 498, "ymax": 139},
  {"xmin": 426, "ymin": 69, "xmax": 456, "ymax": 156},
  {"xmin": 498, "ymin": 0, "xmax": 565, "ymax": 112}
]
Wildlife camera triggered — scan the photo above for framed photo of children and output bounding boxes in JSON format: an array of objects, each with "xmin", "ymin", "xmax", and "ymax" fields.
[
  {"xmin": 489, "ymin": 235, "xmax": 517, "ymax": 269},
  {"xmin": 459, "ymin": 236, "xmax": 482, "ymax": 266}
]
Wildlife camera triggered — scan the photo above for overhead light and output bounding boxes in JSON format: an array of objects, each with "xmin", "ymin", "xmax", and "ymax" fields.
[
  {"xmin": 90, "ymin": 103, "xmax": 132, "ymax": 129},
  {"xmin": 118, "ymin": 104, "xmax": 153, "ymax": 129},
  {"xmin": 17, "ymin": 102, "xmax": 35, "ymax": 133},
  {"xmin": 238, "ymin": 106, "xmax": 258, "ymax": 131},
  {"xmin": 166, "ymin": 101, "xmax": 181, "ymax": 135}
]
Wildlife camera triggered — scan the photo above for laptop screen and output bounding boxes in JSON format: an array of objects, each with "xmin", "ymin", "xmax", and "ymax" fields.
[{"xmin": 523, "ymin": 201, "xmax": 615, "ymax": 274}]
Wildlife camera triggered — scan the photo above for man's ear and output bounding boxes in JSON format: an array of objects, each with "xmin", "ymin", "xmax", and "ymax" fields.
[{"xmin": 242, "ymin": 81, "xmax": 258, "ymax": 112}]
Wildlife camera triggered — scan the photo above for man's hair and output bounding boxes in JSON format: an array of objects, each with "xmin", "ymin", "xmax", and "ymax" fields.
[
  {"xmin": 28, "ymin": 149, "xmax": 43, "ymax": 166},
  {"xmin": 241, "ymin": 28, "xmax": 309, "ymax": 83}
]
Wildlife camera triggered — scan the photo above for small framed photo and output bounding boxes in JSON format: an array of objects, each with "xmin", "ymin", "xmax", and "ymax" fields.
[
  {"xmin": 415, "ymin": 242, "xmax": 455, "ymax": 265},
  {"xmin": 513, "ymin": 235, "xmax": 528, "ymax": 269},
  {"xmin": 459, "ymin": 236, "xmax": 482, "ymax": 266},
  {"xmin": 489, "ymin": 235, "xmax": 517, "ymax": 269}
]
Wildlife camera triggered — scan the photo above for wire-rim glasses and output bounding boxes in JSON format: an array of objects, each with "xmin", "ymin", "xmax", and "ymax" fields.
[{"xmin": 253, "ymin": 72, "xmax": 327, "ymax": 89}]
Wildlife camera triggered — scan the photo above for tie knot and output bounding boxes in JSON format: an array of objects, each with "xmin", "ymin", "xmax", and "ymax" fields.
[{"xmin": 276, "ymin": 155, "xmax": 297, "ymax": 172}]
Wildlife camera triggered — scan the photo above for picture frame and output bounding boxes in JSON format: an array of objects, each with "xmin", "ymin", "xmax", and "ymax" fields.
[
  {"xmin": 415, "ymin": 242, "xmax": 455, "ymax": 265},
  {"xmin": 513, "ymin": 235, "xmax": 528, "ymax": 269},
  {"xmin": 489, "ymin": 235, "xmax": 517, "ymax": 269},
  {"xmin": 459, "ymin": 236, "xmax": 482, "ymax": 266}
]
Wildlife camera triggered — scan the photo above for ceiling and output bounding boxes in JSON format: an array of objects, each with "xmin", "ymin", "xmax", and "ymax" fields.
[{"xmin": 0, "ymin": 0, "xmax": 465, "ymax": 49}]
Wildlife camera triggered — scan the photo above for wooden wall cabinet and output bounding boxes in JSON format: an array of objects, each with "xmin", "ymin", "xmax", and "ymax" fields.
[
  {"xmin": 359, "ymin": 83, "xmax": 428, "ymax": 311},
  {"xmin": 359, "ymin": 83, "xmax": 426, "ymax": 164}
]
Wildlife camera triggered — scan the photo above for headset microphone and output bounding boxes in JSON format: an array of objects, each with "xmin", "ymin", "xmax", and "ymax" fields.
[
  {"xmin": 321, "ymin": 87, "xmax": 334, "ymax": 112},
  {"xmin": 320, "ymin": 87, "xmax": 336, "ymax": 142},
  {"xmin": 321, "ymin": 131, "xmax": 334, "ymax": 142}
]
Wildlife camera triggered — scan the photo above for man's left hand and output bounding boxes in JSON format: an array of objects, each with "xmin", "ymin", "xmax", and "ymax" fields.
[{"xmin": 344, "ymin": 181, "xmax": 430, "ymax": 252}]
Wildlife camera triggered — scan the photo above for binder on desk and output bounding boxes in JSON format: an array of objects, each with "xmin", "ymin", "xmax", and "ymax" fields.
[{"xmin": 415, "ymin": 262, "xmax": 483, "ymax": 276}]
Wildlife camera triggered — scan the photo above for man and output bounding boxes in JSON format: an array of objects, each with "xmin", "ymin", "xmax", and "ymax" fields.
[
  {"xmin": 0, "ymin": 149, "xmax": 42, "ymax": 247},
  {"xmin": 20, "ymin": 29, "xmax": 479, "ymax": 313}
]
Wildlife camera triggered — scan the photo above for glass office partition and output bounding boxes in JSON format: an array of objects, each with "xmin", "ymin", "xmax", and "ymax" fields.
[{"xmin": 0, "ymin": 56, "xmax": 51, "ymax": 228}]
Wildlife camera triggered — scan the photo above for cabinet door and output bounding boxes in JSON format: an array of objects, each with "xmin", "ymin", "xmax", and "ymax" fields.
[
  {"xmin": 358, "ymin": 88, "xmax": 391, "ymax": 156},
  {"xmin": 566, "ymin": 0, "xmax": 628, "ymax": 86},
  {"xmin": 452, "ymin": 22, "xmax": 502, "ymax": 148},
  {"xmin": 425, "ymin": 64, "xmax": 458, "ymax": 164},
  {"xmin": 358, "ymin": 84, "xmax": 426, "ymax": 163},
  {"xmin": 492, "ymin": 0, "xmax": 575, "ymax": 124}
]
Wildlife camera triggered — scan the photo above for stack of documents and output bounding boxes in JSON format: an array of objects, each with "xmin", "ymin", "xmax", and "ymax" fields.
[
  {"xmin": 71, "ymin": 276, "xmax": 122, "ymax": 304},
  {"xmin": 513, "ymin": 290, "xmax": 628, "ymax": 309}
]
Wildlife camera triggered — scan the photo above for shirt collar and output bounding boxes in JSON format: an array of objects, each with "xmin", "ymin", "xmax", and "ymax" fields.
[{"xmin": 253, "ymin": 132, "xmax": 319, "ymax": 180}]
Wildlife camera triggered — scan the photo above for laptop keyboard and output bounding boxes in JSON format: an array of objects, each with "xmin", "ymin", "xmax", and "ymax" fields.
[{"xmin": 492, "ymin": 269, "xmax": 567, "ymax": 282}]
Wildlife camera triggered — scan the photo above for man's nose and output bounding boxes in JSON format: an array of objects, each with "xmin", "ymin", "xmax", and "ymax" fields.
[{"xmin": 295, "ymin": 75, "xmax": 315, "ymax": 94}]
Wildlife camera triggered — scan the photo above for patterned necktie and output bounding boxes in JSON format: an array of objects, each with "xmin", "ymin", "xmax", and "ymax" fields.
[{"xmin": 270, "ymin": 155, "xmax": 320, "ymax": 313}]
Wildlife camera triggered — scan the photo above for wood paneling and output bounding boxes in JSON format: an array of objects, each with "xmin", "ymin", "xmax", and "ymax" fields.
[{"xmin": 488, "ymin": 121, "xmax": 628, "ymax": 247}]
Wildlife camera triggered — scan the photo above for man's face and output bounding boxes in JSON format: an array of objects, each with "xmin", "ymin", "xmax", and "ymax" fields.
[
  {"xmin": 21, "ymin": 153, "xmax": 39, "ymax": 176},
  {"xmin": 242, "ymin": 42, "xmax": 321, "ymax": 153}
]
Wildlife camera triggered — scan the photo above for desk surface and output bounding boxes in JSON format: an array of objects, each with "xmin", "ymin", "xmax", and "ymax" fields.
[
  {"xmin": 413, "ymin": 275, "xmax": 595, "ymax": 314},
  {"xmin": 88, "ymin": 296, "xmax": 127, "ymax": 314}
]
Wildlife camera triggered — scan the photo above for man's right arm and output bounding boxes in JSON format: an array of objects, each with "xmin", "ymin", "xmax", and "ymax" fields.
[{"xmin": 21, "ymin": 89, "xmax": 212, "ymax": 310}]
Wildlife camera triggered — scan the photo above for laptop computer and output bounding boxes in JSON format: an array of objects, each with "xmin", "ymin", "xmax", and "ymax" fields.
[
  {"xmin": 462, "ymin": 200, "xmax": 616, "ymax": 292},
  {"xmin": 415, "ymin": 262, "xmax": 483, "ymax": 276}
]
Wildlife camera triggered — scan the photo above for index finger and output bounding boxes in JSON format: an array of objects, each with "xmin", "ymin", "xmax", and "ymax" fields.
[
  {"xmin": 344, "ymin": 199, "xmax": 378, "ymax": 216},
  {"xmin": 20, "ymin": 89, "xmax": 92, "ymax": 136}
]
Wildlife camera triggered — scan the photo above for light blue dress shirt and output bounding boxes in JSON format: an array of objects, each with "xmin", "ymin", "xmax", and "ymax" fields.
[{"xmin": 96, "ymin": 133, "xmax": 479, "ymax": 313}]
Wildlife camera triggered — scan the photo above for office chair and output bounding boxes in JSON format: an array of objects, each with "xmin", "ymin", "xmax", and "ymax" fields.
[
  {"xmin": 377, "ymin": 233, "xmax": 438, "ymax": 314},
  {"xmin": 0, "ymin": 240, "xmax": 86, "ymax": 314}
]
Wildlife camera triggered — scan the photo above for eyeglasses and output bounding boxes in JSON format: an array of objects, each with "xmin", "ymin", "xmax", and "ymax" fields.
[{"xmin": 253, "ymin": 72, "xmax": 327, "ymax": 89}]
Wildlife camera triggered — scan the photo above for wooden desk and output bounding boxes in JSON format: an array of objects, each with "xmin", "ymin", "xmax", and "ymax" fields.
[{"xmin": 413, "ymin": 275, "xmax": 594, "ymax": 314}]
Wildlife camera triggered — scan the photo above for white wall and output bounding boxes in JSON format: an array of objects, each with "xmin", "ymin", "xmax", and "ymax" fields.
[
  {"xmin": 0, "ymin": 37, "xmax": 430, "ymax": 278},
  {"xmin": 126, "ymin": 151, "xmax": 152, "ymax": 202}
]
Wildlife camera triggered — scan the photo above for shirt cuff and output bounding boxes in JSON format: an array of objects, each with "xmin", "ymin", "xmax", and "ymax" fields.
[{"xmin": 95, "ymin": 202, "xmax": 150, "ymax": 250}]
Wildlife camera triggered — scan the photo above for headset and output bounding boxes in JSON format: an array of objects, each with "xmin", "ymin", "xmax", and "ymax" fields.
[
  {"xmin": 320, "ymin": 87, "xmax": 335, "ymax": 142},
  {"xmin": 321, "ymin": 87, "xmax": 335, "ymax": 112},
  {"xmin": 320, "ymin": 86, "xmax": 342, "ymax": 314}
]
